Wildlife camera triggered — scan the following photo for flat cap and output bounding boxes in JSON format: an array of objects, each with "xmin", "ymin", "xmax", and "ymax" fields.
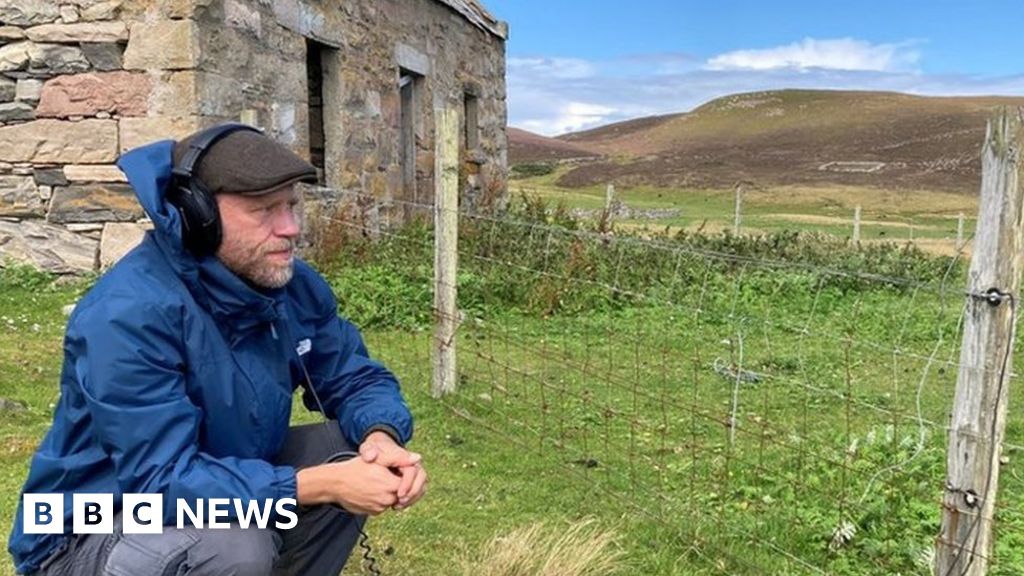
[{"xmin": 173, "ymin": 128, "xmax": 318, "ymax": 195}]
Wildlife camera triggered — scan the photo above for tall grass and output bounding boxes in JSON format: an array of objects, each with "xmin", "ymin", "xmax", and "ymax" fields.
[{"xmin": 459, "ymin": 519, "xmax": 626, "ymax": 576}]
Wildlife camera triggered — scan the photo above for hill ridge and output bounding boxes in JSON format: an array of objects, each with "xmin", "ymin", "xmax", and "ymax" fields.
[{"xmin": 509, "ymin": 89, "xmax": 1024, "ymax": 193}]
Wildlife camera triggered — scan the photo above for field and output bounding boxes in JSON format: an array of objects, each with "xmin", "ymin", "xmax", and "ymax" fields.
[
  {"xmin": 2, "ymin": 183, "xmax": 1023, "ymax": 574},
  {"xmin": 510, "ymin": 165, "xmax": 977, "ymax": 256}
]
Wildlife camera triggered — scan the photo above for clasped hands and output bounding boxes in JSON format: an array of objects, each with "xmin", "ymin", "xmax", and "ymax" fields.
[
  {"xmin": 295, "ymin": 430, "xmax": 427, "ymax": 516},
  {"xmin": 358, "ymin": 430, "xmax": 427, "ymax": 513}
]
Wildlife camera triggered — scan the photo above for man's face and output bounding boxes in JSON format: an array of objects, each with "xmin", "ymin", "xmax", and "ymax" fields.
[{"xmin": 215, "ymin": 184, "xmax": 301, "ymax": 289}]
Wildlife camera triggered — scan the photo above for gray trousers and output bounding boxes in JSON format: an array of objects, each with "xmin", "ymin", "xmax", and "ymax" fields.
[{"xmin": 32, "ymin": 423, "xmax": 367, "ymax": 576}]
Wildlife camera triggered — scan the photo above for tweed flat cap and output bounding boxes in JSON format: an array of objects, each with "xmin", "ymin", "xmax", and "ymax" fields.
[{"xmin": 173, "ymin": 128, "xmax": 318, "ymax": 195}]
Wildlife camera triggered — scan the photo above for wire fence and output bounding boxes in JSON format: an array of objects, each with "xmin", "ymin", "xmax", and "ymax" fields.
[{"xmin": 307, "ymin": 184, "xmax": 1023, "ymax": 575}]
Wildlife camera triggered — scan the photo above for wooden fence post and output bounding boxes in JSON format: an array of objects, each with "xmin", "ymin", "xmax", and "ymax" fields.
[
  {"xmin": 606, "ymin": 183, "xmax": 615, "ymax": 210},
  {"xmin": 935, "ymin": 108, "xmax": 1024, "ymax": 576},
  {"xmin": 852, "ymin": 205, "xmax": 862, "ymax": 243},
  {"xmin": 432, "ymin": 106, "xmax": 460, "ymax": 397}
]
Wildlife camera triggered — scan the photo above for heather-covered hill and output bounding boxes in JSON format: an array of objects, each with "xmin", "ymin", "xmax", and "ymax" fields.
[{"xmin": 511, "ymin": 90, "xmax": 1024, "ymax": 193}]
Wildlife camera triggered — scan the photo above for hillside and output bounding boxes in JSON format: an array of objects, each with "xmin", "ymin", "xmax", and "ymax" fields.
[
  {"xmin": 511, "ymin": 90, "xmax": 1024, "ymax": 193},
  {"xmin": 506, "ymin": 127, "xmax": 600, "ymax": 163}
]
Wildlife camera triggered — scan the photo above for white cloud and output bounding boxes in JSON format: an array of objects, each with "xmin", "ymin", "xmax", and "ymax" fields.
[
  {"xmin": 519, "ymin": 102, "xmax": 618, "ymax": 135},
  {"xmin": 506, "ymin": 38, "xmax": 1024, "ymax": 136},
  {"xmin": 706, "ymin": 38, "xmax": 921, "ymax": 72},
  {"xmin": 508, "ymin": 56, "xmax": 597, "ymax": 79}
]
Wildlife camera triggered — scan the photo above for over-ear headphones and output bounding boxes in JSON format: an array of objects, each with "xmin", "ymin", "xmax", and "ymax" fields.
[{"xmin": 167, "ymin": 123, "xmax": 263, "ymax": 256}]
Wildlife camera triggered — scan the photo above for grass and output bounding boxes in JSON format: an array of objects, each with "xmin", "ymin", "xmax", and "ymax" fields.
[
  {"xmin": 359, "ymin": 291, "xmax": 1021, "ymax": 575},
  {"xmin": 458, "ymin": 518, "xmax": 626, "ymax": 575},
  {"xmin": 1, "ymin": 218, "xmax": 1022, "ymax": 575},
  {"xmin": 510, "ymin": 169, "xmax": 977, "ymax": 256}
]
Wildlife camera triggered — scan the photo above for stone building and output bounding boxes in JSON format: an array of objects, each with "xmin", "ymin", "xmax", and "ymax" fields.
[{"xmin": 0, "ymin": 0, "xmax": 508, "ymax": 273}]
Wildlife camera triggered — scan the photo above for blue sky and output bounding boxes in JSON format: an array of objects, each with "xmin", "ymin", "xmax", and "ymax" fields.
[{"xmin": 484, "ymin": 1, "xmax": 1024, "ymax": 135}]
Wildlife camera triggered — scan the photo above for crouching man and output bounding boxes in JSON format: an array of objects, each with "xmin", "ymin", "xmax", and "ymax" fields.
[{"xmin": 9, "ymin": 123, "xmax": 426, "ymax": 575}]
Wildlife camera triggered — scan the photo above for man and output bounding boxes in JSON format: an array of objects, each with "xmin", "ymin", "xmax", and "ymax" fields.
[{"xmin": 9, "ymin": 123, "xmax": 426, "ymax": 575}]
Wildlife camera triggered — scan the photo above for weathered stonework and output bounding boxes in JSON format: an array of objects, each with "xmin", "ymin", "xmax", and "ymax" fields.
[
  {"xmin": 148, "ymin": 71, "xmax": 198, "ymax": 116},
  {"xmin": 36, "ymin": 71, "xmax": 150, "ymax": 118},
  {"xmin": 14, "ymin": 78, "xmax": 42, "ymax": 102},
  {"xmin": 25, "ymin": 22, "xmax": 129, "ymax": 44},
  {"xmin": 0, "ymin": 175, "xmax": 43, "ymax": 217},
  {"xmin": 80, "ymin": 1, "xmax": 124, "ymax": 22},
  {"xmin": 123, "ymin": 20, "xmax": 198, "ymax": 70},
  {"xmin": 0, "ymin": 1, "xmax": 60, "ymax": 27},
  {"xmin": 0, "ymin": 0, "xmax": 507, "ymax": 273},
  {"xmin": 48, "ymin": 183, "xmax": 142, "ymax": 223},
  {"xmin": 0, "ymin": 101, "xmax": 35, "ymax": 122},
  {"xmin": 0, "ymin": 219, "xmax": 98, "ymax": 273},
  {"xmin": 80, "ymin": 43, "xmax": 124, "ymax": 72},
  {"xmin": 59, "ymin": 5, "xmax": 80, "ymax": 24},
  {"xmin": 119, "ymin": 0, "xmax": 204, "ymax": 20},
  {"xmin": 0, "ymin": 76, "xmax": 14, "ymax": 101},
  {"xmin": 0, "ymin": 42, "xmax": 30, "ymax": 72},
  {"xmin": 34, "ymin": 168, "xmax": 68, "ymax": 187},
  {"xmin": 99, "ymin": 221, "xmax": 148, "ymax": 268},
  {"xmin": 27, "ymin": 43, "xmax": 91, "ymax": 75},
  {"xmin": 0, "ymin": 27, "xmax": 26, "ymax": 42},
  {"xmin": 119, "ymin": 116, "xmax": 201, "ymax": 151},
  {"xmin": 65, "ymin": 223, "xmax": 104, "ymax": 233},
  {"xmin": 0, "ymin": 120, "xmax": 117, "ymax": 163},
  {"xmin": 64, "ymin": 164, "xmax": 127, "ymax": 182},
  {"xmin": 224, "ymin": 0, "xmax": 261, "ymax": 37}
]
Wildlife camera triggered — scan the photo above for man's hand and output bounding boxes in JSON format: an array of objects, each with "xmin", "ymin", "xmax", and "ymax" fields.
[
  {"xmin": 295, "ymin": 458, "xmax": 402, "ymax": 516},
  {"xmin": 359, "ymin": 431, "xmax": 427, "ymax": 510},
  {"xmin": 359, "ymin": 430, "xmax": 420, "ymax": 467}
]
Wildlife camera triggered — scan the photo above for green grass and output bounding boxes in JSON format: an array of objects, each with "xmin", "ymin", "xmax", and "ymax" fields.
[
  {"xmin": 362, "ymin": 288, "xmax": 1020, "ymax": 575},
  {"xmin": 1, "ymin": 233, "xmax": 1022, "ymax": 575},
  {"xmin": 510, "ymin": 170, "xmax": 977, "ymax": 255},
  {"xmin": 0, "ymin": 270, "xmax": 88, "ymax": 563}
]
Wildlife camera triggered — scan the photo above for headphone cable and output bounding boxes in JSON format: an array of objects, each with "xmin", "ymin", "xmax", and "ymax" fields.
[{"xmin": 297, "ymin": 351, "xmax": 384, "ymax": 576}]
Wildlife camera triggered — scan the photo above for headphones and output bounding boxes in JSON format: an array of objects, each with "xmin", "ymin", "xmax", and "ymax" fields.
[{"xmin": 167, "ymin": 122, "xmax": 263, "ymax": 256}]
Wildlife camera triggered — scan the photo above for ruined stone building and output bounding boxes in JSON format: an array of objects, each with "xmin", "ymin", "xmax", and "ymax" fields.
[{"xmin": 0, "ymin": 0, "xmax": 508, "ymax": 273}]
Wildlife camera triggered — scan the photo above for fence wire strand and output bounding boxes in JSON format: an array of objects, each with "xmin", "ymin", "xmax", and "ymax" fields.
[{"xmin": 307, "ymin": 188, "xmax": 1021, "ymax": 575}]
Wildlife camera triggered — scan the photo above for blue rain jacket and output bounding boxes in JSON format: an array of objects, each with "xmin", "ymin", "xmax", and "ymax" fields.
[{"xmin": 9, "ymin": 140, "xmax": 413, "ymax": 574}]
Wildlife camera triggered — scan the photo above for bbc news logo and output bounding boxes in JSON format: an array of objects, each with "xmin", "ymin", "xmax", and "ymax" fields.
[{"xmin": 23, "ymin": 494, "xmax": 299, "ymax": 534}]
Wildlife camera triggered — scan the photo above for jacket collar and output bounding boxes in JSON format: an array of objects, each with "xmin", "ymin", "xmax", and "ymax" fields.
[{"xmin": 197, "ymin": 257, "xmax": 283, "ymax": 329}]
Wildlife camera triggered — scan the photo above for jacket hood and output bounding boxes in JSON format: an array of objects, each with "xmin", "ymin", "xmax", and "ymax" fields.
[
  {"xmin": 116, "ymin": 140, "xmax": 280, "ymax": 329},
  {"xmin": 117, "ymin": 140, "xmax": 185, "ymax": 262}
]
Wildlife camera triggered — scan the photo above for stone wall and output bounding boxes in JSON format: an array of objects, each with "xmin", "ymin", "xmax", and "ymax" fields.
[
  {"xmin": 0, "ymin": 0, "xmax": 508, "ymax": 274},
  {"xmin": 0, "ymin": 0, "xmax": 188, "ymax": 273},
  {"xmin": 192, "ymin": 0, "xmax": 509, "ymax": 226}
]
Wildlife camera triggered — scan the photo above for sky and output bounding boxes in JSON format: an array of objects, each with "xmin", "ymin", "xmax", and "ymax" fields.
[{"xmin": 483, "ymin": 0, "xmax": 1024, "ymax": 136}]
